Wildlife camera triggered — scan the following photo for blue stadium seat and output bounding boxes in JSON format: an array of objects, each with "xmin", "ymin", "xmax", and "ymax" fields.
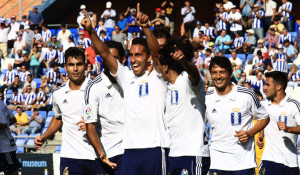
[
  {"xmin": 43, "ymin": 68, "xmax": 47, "ymax": 75},
  {"xmin": 247, "ymin": 54, "xmax": 253, "ymax": 60},
  {"xmin": 25, "ymin": 111, "xmax": 33, "ymax": 117},
  {"xmin": 49, "ymin": 29, "xmax": 56, "ymax": 36},
  {"xmin": 295, "ymin": 22, "xmax": 299, "ymax": 32},
  {"xmin": 39, "ymin": 111, "xmax": 47, "ymax": 119},
  {"xmin": 287, "ymin": 63, "xmax": 292, "ymax": 71},
  {"xmin": 54, "ymin": 146, "xmax": 61, "ymax": 153},
  {"xmin": 47, "ymin": 111, "xmax": 55, "ymax": 117},
  {"xmin": 2, "ymin": 69, "xmax": 8, "ymax": 75},
  {"xmin": 298, "ymin": 65, "xmax": 300, "ymax": 70},
  {"xmin": 44, "ymin": 122, "xmax": 50, "ymax": 128},
  {"xmin": 60, "ymin": 68, "xmax": 66, "ymax": 75},
  {"xmin": 46, "ymin": 116, "xmax": 53, "ymax": 123},
  {"xmin": 42, "ymin": 128, "xmax": 48, "ymax": 134},
  {"xmin": 26, "ymin": 134, "xmax": 38, "ymax": 148},
  {"xmin": 237, "ymin": 54, "xmax": 246, "ymax": 64},
  {"xmin": 69, "ymin": 28, "xmax": 78, "ymax": 36},
  {"xmin": 56, "ymin": 29, "xmax": 61, "ymax": 35},
  {"xmin": 17, "ymin": 146, "xmax": 24, "ymax": 153},
  {"xmin": 13, "ymin": 111, "xmax": 17, "ymax": 115},
  {"xmin": 290, "ymin": 32, "xmax": 298, "ymax": 38},
  {"xmin": 6, "ymin": 89, "xmax": 13, "ymax": 94},
  {"xmin": 16, "ymin": 134, "xmax": 28, "ymax": 146},
  {"xmin": 34, "ymin": 78, "xmax": 42, "ymax": 88},
  {"xmin": 224, "ymin": 54, "xmax": 231, "ymax": 58}
]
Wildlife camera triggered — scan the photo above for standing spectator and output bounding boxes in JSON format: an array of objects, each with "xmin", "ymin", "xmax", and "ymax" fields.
[
  {"xmin": 77, "ymin": 5, "xmax": 86, "ymax": 32},
  {"xmin": 150, "ymin": 8, "xmax": 165, "ymax": 29},
  {"xmin": 294, "ymin": 28, "xmax": 300, "ymax": 55},
  {"xmin": 22, "ymin": 85, "xmax": 36, "ymax": 111},
  {"xmin": 243, "ymin": 29, "xmax": 256, "ymax": 53},
  {"xmin": 95, "ymin": 20, "xmax": 106, "ymax": 38},
  {"xmin": 264, "ymin": 0, "xmax": 277, "ymax": 34},
  {"xmin": 57, "ymin": 24, "xmax": 72, "ymax": 43},
  {"xmin": 160, "ymin": 9, "xmax": 170, "ymax": 29},
  {"xmin": 192, "ymin": 21, "xmax": 205, "ymax": 41},
  {"xmin": 223, "ymin": 0, "xmax": 234, "ymax": 12},
  {"xmin": 264, "ymin": 27, "xmax": 279, "ymax": 49},
  {"xmin": 278, "ymin": 28, "xmax": 291, "ymax": 44},
  {"xmin": 22, "ymin": 53, "xmax": 31, "ymax": 71},
  {"xmin": 126, "ymin": 8, "xmax": 140, "ymax": 40},
  {"xmin": 10, "ymin": 106, "xmax": 28, "ymax": 134},
  {"xmin": 85, "ymin": 44, "xmax": 96, "ymax": 65},
  {"xmin": 0, "ymin": 23, "xmax": 10, "ymax": 58},
  {"xmin": 29, "ymin": 46, "xmax": 40, "ymax": 78},
  {"xmin": 99, "ymin": 31, "xmax": 110, "ymax": 42},
  {"xmin": 117, "ymin": 14, "xmax": 128, "ymax": 32},
  {"xmin": 11, "ymin": 33, "xmax": 25, "ymax": 58},
  {"xmin": 62, "ymin": 35, "xmax": 75, "ymax": 52},
  {"xmin": 283, "ymin": 40, "xmax": 295, "ymax": 63},
  {"xmin": 7, "ymin": 16, "xmax": 20, "ymax": 49},
  {"xmin": 250, "ymin": 50, "xmax": 265, "ymax": 75},
  {"xmin": 161, "ymin": 0, "xmax": 175, "ymax": 36},
  {"xmin": 240, "ymin": 0, "xmax": 254, "ymax": 30},
  {"xmin": 21, "ymin": 15, "xmax": 30, "ymax": 28},
  {"xmin": 41, "ymin": 24, "xmax": 52, "ymax": 44},
  {"xmin": 112, "ymin": 25, "xmax": 127, "ymax": 48},
  {"xmin": 215, "ymin": 29, "xmax": 231, "ymax": 54},
  {"xmin": 3, "ymin": 64, "xmax": 17, "ymax": 87},
  {"xmin": 22, "ymin": 108, "xmax": 44, "ymax": 135},
  {"xmin": 28, "ymin": 6, "xmax": 44, "ymax": 29},
  {"xmin": 251, "ymin": 4, "xmax": 265, "ymax": 40},
  {"xmin": 232, "ymin": 31, "xmax": 244, "ymax": 53},
  {"xmin": 273, "ymin": 44, "xmax": 287, "ymax": 73},
  {"xmin": 18, "ymin": 65, "xmax": 30, "ymax": 82},
  {"xmin": 215, "ymin": 6, "xmax": 228, "ymax": 34},
  {"xmin": 255, "ymin": 0, "xmax": 266, "ymax": 10},
  {"xmin": 33, "ymin": 26, "xmax": 42, "ymax": 44},
  {"xmin": 269, "ymin": 16, "xmax": 284, "ymax": 35},
  {"xmin": 77, "ymin": 31, "xmax": 91, "ymax": 49},
  {"xmin": 228, "ymin": 5, "xmax": 242, "ymax": 39},
  {"xmin": 44, "ymin": 43, "xmax": 57, "ymax": 70},
  {"xmin": 22, "ymin": 74, "xmax": 37, "ymax": 93},
  {"xmin": 276, "ymin": 0, "xmax": 293, "ymax": 32},
  {"xmin": 46, "ymin": 64, "xmax": 61, "ymax": 86},
  {"xmin": 56, "ymin": 44, "xmax": 65, "ymax": 67},
  {"xmin": 24, "ymin": 26, "xmax": 34, "ymax": 53},
  {"xmin": 101, "ymin": 1, "xmax": 116, "ymax": 38},
  {"xmin": 181, "ymin": 0, "xmax": 196, "ymax": 38}
]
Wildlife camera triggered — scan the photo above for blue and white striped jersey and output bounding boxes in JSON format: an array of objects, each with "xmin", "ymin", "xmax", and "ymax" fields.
[
  {"xmin": 233, "ymin": 37, "xmax": 244, "ymax": 49},
  {"xmin": 291, "ymin": 70, "xmax": 300, "ymax": 82},
  {"xmin": 278, "ymin": 2, "xmax": 293, "ymax": 21},
  {"xmin": 18, "ymin": 71, "xmax": 30, "ymax": 82},
  {"xmin": 203, "ymin": 27, "xmax": 216, "ymax": 38},
  {"xmin": 34, "ymin": 33, "xmax": 42, "ymax": 41},
  {"xmin": 279, "ymin": 33, "xmax": 292, "ymax": 44},
  {"xmin": 218, "ymin": 12, "xmax": 228, "ymax": 31},
  {"xmin": 42, "ymin": 29, "xmax": 52, "ymax": 43},
  {"xmin": 11, "ymin": 93, "xmax": 23, "ymax": 105},
  {"xmin": 46, "ymin": 69, "xmax": 61, "ymax": 85},
  {"xmin": 77, "ymin": 38, "xmax": 91, "ymax": 49},
  {"xmin": 252, "ymin": 10, "xmax": 265, "ymax": 28},
  {"xmin": 274, "ymin": 53, "xmax": 287, "ymax": 73},
  {"xmin": 57, "ymin": 50, "xmax": 65, "ymax": 64},
  {"xmin": 45, "ymin": 49, "xmax": 57, "ymax": 63},
  {"xmin": 24, "ymin": 92, "xmax": 36, "ymax": 105},
  {"xmin": 4, "ymin": 70, "xmax": 17, "ymax": 84}
]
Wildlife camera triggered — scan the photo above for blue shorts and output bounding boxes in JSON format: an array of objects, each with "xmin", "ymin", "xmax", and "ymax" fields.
[
  {"xmin": 60, "ymin": 157, "xmax": 105, "ymax": 175},
  {"xmin": 120, "ymin": 147, "xmax": 168, "ymax": 175},
  {"xmin": 201, "ymin": 157, "xmax": 210, "ymax": 175},
  {"xmin": 210, "ymin": 168, "xmax": 254, "ymax": 175},
  {"xmin": 103, "ymin": 154, "xmax": 123, "ymax": 175},
  {"xmin": 168, "ymin": 156, "xmax": 202, "ymax": 175},
  {"xmin": 260, "ymin": 160, "xmax": 299, "ymax": 175}
]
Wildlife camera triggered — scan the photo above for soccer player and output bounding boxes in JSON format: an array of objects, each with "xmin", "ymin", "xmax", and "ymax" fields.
[
  {"xmin": 157, "ymin": 39, "xmax": 205, "ymax": 174},
  {"xmin": 81, "ymin": 4, "xmax": 169, "ymax": 174},
  {"xmin": 34, "ymin": 47, "xmax": 114, "ymax": 175},
  {"xmin": 84, "ymin": 41, "xmax": 125, "ymax": 175},
  {"xmin": 206, "ymin": 56, "xmax": 270, "ymax": 174},
  {"xmin": 258, "ymin": 71, "xmax": 300, "ymax": 174}
]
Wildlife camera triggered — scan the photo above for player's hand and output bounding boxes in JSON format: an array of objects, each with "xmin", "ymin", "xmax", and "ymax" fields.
[
  {"xmin": 171, "ymin": 45, "xmax": 185, "ymax": 61},
  {"xmin": 277, "ymin": 121, "xmax": 288, "ymax": 132},
  {"xmin": 77, "ymin": 116, "xmax": 86, "ymax": 131},
  {"xmin": 35, "ymin": 136, "xmax": 45, "ymax": 150},
  {"xmin": 234, "ymin": 130, "xmax": 251, "ymax": 143},
  {"xmin": 136, "ymin": 3, "xmax": 149, "ymax": 27},
  {"xmin": 256, "ymin": 135, "xmax": 264, "ymax": 149},
  {"xmin": 80, "ymin": 11, "xmax": 93, "ymax": 32},
  {"xmin": 100, "ymin": 153, "xmax": 117, "ymax": 169}
]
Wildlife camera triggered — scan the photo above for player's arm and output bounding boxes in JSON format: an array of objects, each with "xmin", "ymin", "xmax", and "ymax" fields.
[
  {"xmin": 86, "ymin": 123, "xmax": 106, "ymax": 158},
  {"xmin": 81, "ymin": 11, "xmax": 118, "ymax": 75}
]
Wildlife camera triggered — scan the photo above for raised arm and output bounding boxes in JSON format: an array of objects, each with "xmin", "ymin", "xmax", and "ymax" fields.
[{"xmin": 81, "ymin": 11, "xmax": 118, "ymax": 75}]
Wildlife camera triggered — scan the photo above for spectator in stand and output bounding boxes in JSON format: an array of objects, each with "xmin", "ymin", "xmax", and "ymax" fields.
[
  {"xmin": 160, "ymin": 9, "xmax": 170, "ymax": 29},
  {"xmin": 161, "ymin": 0, "xmax": 175, "ymax": 36},
  {"xmin": 181, "ymin": 0, "xmax": 196, "ymax": 38},
  {"xmin": 7, "ymin": 16, "xmax": 20, "ymax": 49},
  {"xmin": 204, "ymin": 48, "xmax": 213, "ymax": 68},
  {"xmin": 193, "ymin": 21, "xmax": 205, "ymax": 41},
  {"xmin": 47, "ymin": 35, "xmax": 61, "ymax": 48},
  {"xmin": 273, "ymin": 44, "xmax": 287, "ymax": 73},
  {"xmin": 264, "ymin": 0, "xmax": 277, "ymax": 34},
  {"xmin": 243, "ymin": 29, "xmax": 256, "ymax": 53},
  {"xmin": 13, "ymin": 50, "xmax": 24, "ymax": 69},
  {"xmin": 41, "ymin": 24, "xmax": 52, "ymax": 45},
  {"xmin": 18, "ymin": 65, "xmax": 30, "ymax": 82},
  {"xmin": 46, "ymin": 63, "xmax": 61, "ymax": 86},
  {"xmin": 278, "ymin": 28, "xmax": 291, "ymax": 44},
  {"xmin": 268, "ymin": 43, "xmax": 278, "ymax": 62},
  {"xmin": 283, "ymin": 40, "xmax": 295, "ymax": 63},
  {"xmin": 24, "ymin": 26, "xmax": 34, "ymax": 53},
  {"xmin": 33, "ymin": 26, "xmax": 42, "ymax": 44},
  {"xmin": 153, "ymin": 27, "xmax": 171, "ymax": 49},
  {"xmin": 101, "ymin": 1, "xmax": 116, "ymax": 38},
  {"xmin": 251, "ymin": 71, "xmax": 265, "ymax": 98},
  {"xmin": 287, "ymin": 64, "xmax": 300, "ymax": 87},
  {"xmin": 22, "ymin": 108, "xmax": 44, "ymax": 135},
  {"xmin": 127, "ymin": 8, "xmax": 140, "ymax": 39},
  {"xmin": 56, "ymin": 44, "xmax": 65, "ymax": 67},
  {"xmin": 36, "ymin": 87, "xmax": 46, "ymax": 106},
  {"xmin": 10, "ymin": 106, "xmax": 28, "ymax": 134},
  {"xmin": 7, "ymin": 88, "xmax": 23, "ymax": 110},
  {"xmin": 22, "ymin": 74, "xmax": 37, "ymax": 93},
  {"xmin": 150, "ymin": 8, "xmax": 166, "ymax": 29},
  {"xmin": 117, "ymin": 14, "xmax": 127, "ymax": 32},
  {"xmin": 228, "ymin": 5, "xmax": 242, "ymax": 39},
  {"xmin": 294, "ymin": 28, "xmax": 300, "ymax": 55},
  {"xmin": 231, "ymin": 62, "xmax": 242, "ymax": 83},
  {"xmin": 264, "ymin": 63, "xmax": 275, "ymax": 74},
  {"xmin": 264, "ymin": 27, "xmax": 279, "ymax": 49},
  {"xmin": 254, "ymin": 39, "xmax": 268, "ymax": 56},
  {"xmin": 62, "ymin": 35, "xmax": 75, "ymax": 52},
  {"xmin": 240, "ymin": 0, "xmax": 254, "ymax": 30},
  {"xmin": 7, "ymin": 75, "xmax": 24, "ymax": 90},
  {"xmin": 251, "ymin": 4, "xmax": 265, "ymax": 40},
  {"xmin": 112, "ymin": 25, "xmax": 126, "ymax": 48},
  {"xmin": 229, "ymin": 51, "xmax": 243, "ymax": 67},
  {"xmin": 3, "ymin": 64, "xmax": 17, "ymax": 88},
  {"xmin": 11, "ymin": 33, "xmax": 25, "ymax": 58},
  {"xmin": 255, "ymin": 0, "xmax": 266, "ymax": 10},
  {"xmin": 276, "ymin": 0, "xmax": 293, "ymax": 32},
  {"xmin": 223, "ymin": 0, "xmax": 234, "ymax": 12},
  {"xmin": 21, "ymin": 15, "xmax": 30, "ymax": 28},
  {"xmin": 44, "ymin": 43, "xmax": 57, "ymax": 71},
  {"xmin": 99, "ymin": 31, "xmax": 111, "ymax": 42},
  {"xmin": 22, "ymin": 53, "xmax": 31, "ymax": 71},
  {"xmin": 37, "ymin": 86, "xmax": 53, "ymax": 111},
  {"xmin": 250, "ymin": 50, "xmax": 265, "ymax": 75},
  {"xmin": 28, "ymin": 6, "xmax": 44, "ymax": 29},
  {"xmin": 94, "ymin": 19, "xmax": 106, "ymax": 38},
  {"xmin": 29, "ymin": 46, "xmax": 40, "ymax": 78},
  {"xmin": 193, "ymin": 50, "xmax": 204, "ymax": 70},
  {"xmin": 77, "ymin": 5, "xmax": 87, "ymax": 33},
  {"xmin": 22, "ymin": 85, "xmax": 36, "ymax": 111},
  {"xmin": 39, "ymin": 75, "xmax": 48, "ymax": 89},
  {"xmin": 237, "ymin": 72, "xmax": 252, "ymax": 86},
  {"xmin": 77, "ymin": 31, "xmax": 91, "ymax": 49},
  {"xmin": 57, "ymin": 24, "xmax": 71, "ymax": 43},
  {"xmin": 0, "ymin": 22, "xmax": 10, "ymax": 58},
  {"xmin": 232, "ymin": 31, "xmax": 244, "ymax": 53},
  {"xmin": 215, "ymin": 29, "xmax": 231, "ymax": 54},
  {"xmin": 85, "ymin": 44, "xmax": 96, "ymax": 65},
  {"xmin": 269, "ymin": 16, "xmax": 284, "ymax": 35},
  {"xmin": 203, "ymin": 23, "xmax": 217, "ymax": 41},
  {"xmin": 215, "ymin": 6, "xmax": 228, "ymax": 34}
]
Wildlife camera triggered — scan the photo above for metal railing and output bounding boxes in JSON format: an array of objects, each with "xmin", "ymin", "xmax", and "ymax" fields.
[{"xmin": 2, "ymin": 0, "xmax": 38, "ymax": 19}]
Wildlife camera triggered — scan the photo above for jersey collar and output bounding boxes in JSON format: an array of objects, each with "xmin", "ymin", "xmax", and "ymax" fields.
[
  {"xmin": 266, "ymin": 95, "xmax": 288, "ymax": 107},
  {"xmin": 65, "ymin": 78, "xmax": 88, "ymax": 93},
  {"xmin": 214, "ymin": 84, "xmax": 237, "ymax": 102}
]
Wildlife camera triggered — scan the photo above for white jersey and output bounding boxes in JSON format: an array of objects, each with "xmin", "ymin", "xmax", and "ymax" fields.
[
  {"xmin": 261, "ymin": 96, "xmax": 300, "ymax": 168},
  {"xmin": 228, "ymin": 11, "xmax": 242, "ymax": 31},
  {"xmin": 84, "ymin": 74, "xmax": 124, "ymax": 158},
  {"xmin": 165, "ymin": 72, "xmax": 205, "ymax": 157},
  {"xmin": 205, "ymin": 85, "xmax": 269, "ymax": 171},
  {"xmin": 111, "ymin": 61, "xmax": 170, "ymax": 149},
  {"xmin": 52, "ymin": 78, "xmax": 97, "ymax": 160}
]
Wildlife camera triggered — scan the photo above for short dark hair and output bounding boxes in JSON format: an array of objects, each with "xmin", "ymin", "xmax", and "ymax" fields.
[
  {"xmin": 15, "ymin": 75, "xmax": 19, "ymax": 78},
  {"xmin": 254, "ymin": 90, "xmax": 263, "ymax": 99},
  {"xmin": 41, "ymin": 23, "xmax": 48, "ymax": 28},
  {"xmin": 51, "ymin": 63, "xmax": 59, "ymax": 68},
  {"xmin": 12, "ymin": 88, "xmax": 18, "ymax": 92},
  {"xmin": 61, "ymin": 24, "xmax": 66, "ymax": 28},
  {"xmin": 257, "ymin": 50, "xmax": 262, "ymax": 56},
  {"xmin": 27, "ymin": 74, "xmax": 32, "ymax": 78},
  {"xmin": 131, "ymin": 38, "xmax": 150, "ymax": 57},
  {"xmin": 16, "ymin": 106, "xmax": 22, "ymax": 110},
  {"xmin": 65, "ymin": 47, "xmax": 86, "ymax": 63},
  {"xmin": 209, "ymin": 56, "xmax": 233, "ymax": 75},
  {"xmin": 244, "ymin": 82, "xmax": 251, "ymax": 87},
  {"xmin": 283, "ymin": 40, "xmax": 290, "ymax": 44},
  {"xmin": 206, "ymin": 48, "xmax": 212, "ymax": 53},
  {"xmin": 265, "ymin": 71, "xmax": 288, "ymax": 91},
  {"xmin": 105, "ymin": 41, "xmax": 125, "ymax": 58},
  {"xmin": 153, "ymin": 27, "xmax": 171, "ymax": 42},
  {"xmin": 176, "ymin": 36, "xmax": 194, "ymax": 62}
]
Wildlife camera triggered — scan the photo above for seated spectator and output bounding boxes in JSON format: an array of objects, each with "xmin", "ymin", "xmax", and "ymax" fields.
[
  {"xmin": 7, "ymin": 75, "xmax": 24, "ymax": 90},
  {"xmin": 33, "ymin": 26, "xmax": 42, "ymax": 44},
  {"xmin": 264, "ymin": 63, "xmax": 275, "ymax": 74},
  {"xmin": 99, "ymin": 31, "xmax": 111, "ymax": 42},
  {"xmin": 232, "ymin": 31, "xmax": 244, "ymax": 53},
  {"xmin": 192, "ymin": 50, "xmax": 204, "ymax": 70},
  {"xmin": 62, "ymin": 35, "xmax": 75, "ymax": 52},
  {"xmin": 13, "ymin": 49, "xmax": 24, "ymax": 69},
  {"xmin": 117, "ymin": 13, "xmax": 128, "ymax": 32},
  {"xmin": 44, "ymin": 43, "xmax": 57, "ymax": 71},
  {"xmin": 251, "ymin": 72, "xmax": 265, "ymax": 98},
  {"xmin": 287, "ymin": 64, "xmax": 300, "ymax": 87},
  {"xmin": 268, "ymin": 43, "xmax": 278, "ymax": 63},
  {"xmin": 18, "ymin": 65, "xmax": 30, "ymax": 82},
  {"xmin": 10, "ymin": 106, "xmax": 28, "ymax": 134},
  {"xmin": 283, "ymin": 40, "xmax": 295, "ymax": 63},
  {"xmin": 39, "ymin": 75, "xmax": 48, "ymax": 88},
  {"xmin": 237, "ymin": 72, "xmax": 252, "ymax": 86},
  {"xmin": 253, "ymin": 39, "xmax": 268, "ymax": 56},
  {"xmin": 47, "ymin": 35, "xmax": 61, "ymax": 48},
  {"xmin": 269, "ymin": 16, "xmax": 284, "ymax": 35},
  {"xmin": 46, "ymin": 63, "xmax": 61, "ymax": 86},
  {"xmin": 22, "ymin": 74, "xmax": 37, "ymax": 93},
  {"xmin": 7, "ymin": 88, "xmax": 23, "ymax": 110},
  {"xmin": 126, "ymin": 31, "xmax": 138, "ymax": 50},
  {"xmin": 21, "ymin": 53, "xmax": 31, "ymax": 71},
  {"xmin": 204, "ymin": 48, "xmax": 213, "ymax": 68},
  {"xmin": 85, "ymin": 44, "xmax": 96, "ymax": 65},
  {"xmin": 22, "ymin": 108, "xmax": 44, "ymax": 135},
  {"xmin": 56, "ymin": 44, "xmax": 65, "ymax": 67},
  {"xmin": 77, "ymin": 31, "xmax": 91, "ymax": 49},
  {"xmin": 229, "ymin": 51, "xmax": 242, "ymax": 67},
  {"xmin": 242, "ymin": 29, "xmax": 256, "ymax": 53},
  {"xmin": 243, "ymin": 82, "xmax": 252, "ymax": 89},
  {"xmin": 273, "ymin": 44, "xmax": 288, "ymax": 73},
  {"xmin": 37, "ymin": 86, "xmax": 53, "ymax": 112},
  {"xmin": 264, "ymin": 27, "xmax": 279, "ymax": 50},
  {"xmin": 215, "ymin": 29, "xmax": 231, "ymax": 54},
  {"xmin": 294, "ymin": 28, "xmax": 300, "ymax": 54},
  {"xmin": 278, "ymin": 28, "xmax": 291, "ymax": 44},
  {"xmin": 57, "ymin": 24, "xmax": 71, "ymax": 43},
  {"xmin": 3, "ymin": 64, "xmax": 17, "ymax": 88},
  {"xmin": 22, "ymin": 85, "xmax": 36, "ymax": 111},
  {"xmin": 11, "ymin": 33, "xmax": 25, "ymax": 58},
  {"xmin": 112, "ymin": 25, "xmax": 127, "ymax": 48},
  {"xmin": 35, "ymin": 87, "xmax": 46, "ymax": 106},
  {"xmin": 41, "ymin": 24, "xmax": 51, "ymax": 45},
  {"xmin": 193, "ymin": 21, "xmax": 205, "ymax": 41},
  {"xmin": 95, "ymin": 19, "xmax": 107, "ymax": 38},
  {"xmin": 250, "ymin": 50, "xmax": 265, "ymax": 75},
  {"xmin": 251, "ymin": 4, "xmax": 264, "ymax": 40},
  {"xmin": 29, "ymin": 46, "xmax": 41, "ymax": 78},
  {"xmin": 202, "ymin": 23, "xmax": 216, "ymax": 41},
  {"xmin": 231, "ymin": 62, "xmax": 242, "ymax": 83}
]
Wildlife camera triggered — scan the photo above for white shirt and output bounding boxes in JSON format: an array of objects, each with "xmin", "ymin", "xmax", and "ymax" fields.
[
  {"xmin": 13, "ymin": 39, "xmax": 25, "ymax": 53},
  {"xmin": 206, "ymin": 85, "xmax": 269, "ymax": 170},
  {"xmin": 52, "ymin": 79, "xmax": 98, "ymax": 160},
  {"xmin": 57, "ymin": 29, "xmax": 72, "ymax": 43},
  {"xmin": 265, "ymin": 0, "xmax": 277, "ymax": 17},
  {"xmin": 84, "ymin": 74, "xmax": 124, "ymax": 158},
  {"xmin": 62, "ymin": 41, "xmax": 75, "ymax": 52},
  {"xmin": 101, "ymin": 9, "xmax": 116, "ymax": 28},
  {"xmin": 111, "ymin": 61, "xmax": 170, "ymax": 149},
  {"xmin": 223, "ymin": 1, "xmax": 233, "ymax": 11},
  {"xmin": 228, "ymin": 11, "xmax": 242, "ymax": 31},
  {"xmin": 165, "ymin": 72, "xmax": 205, "ymax": 157},
  {"xmin": 229, "ymin": 57, "xmax": 242, "ymax": 66},
  {"xmin": 181, "ymin": 6, "xmax": 196, "ymax": 23},
  {"xmin": 0, "ymin": 27, "xmax": 10, "ymax": 42},
  {"xmin": 261, "ymin": 96, "xmax": 300, "ymax": 168},
  {"xmin": 8, "ymin": 22, "xmax": 20, "ymax": 40},
  {"xmin": 193, "ymin": 26, "xmax": 206, "ymax": 38}
]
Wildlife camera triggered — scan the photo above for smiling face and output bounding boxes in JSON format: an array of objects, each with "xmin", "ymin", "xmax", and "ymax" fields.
[
  {"xmin": 129, "ymin": 44, "xmax": 149, "ymax": 77},
  {"xmin": 65, "ymin": 56, "xmax": 86, "ymax": 84},
  {"xmin": 210, "ymin": 64, "xmax": 231, "ymax": 91}
]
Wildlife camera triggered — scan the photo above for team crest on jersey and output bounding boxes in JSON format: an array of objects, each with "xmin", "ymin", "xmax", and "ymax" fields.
[
  {"xmin": 279, "ymin": 112, "xmax": 287, "ymax": 124},
  {"xmin": 139, "ymin": 80, "xmax": 149, "ymax": 97},
  {"xmin": 84, "ymin": 105, "xmax": 93, "ymax": 120},
  {"xmin": 181, "ymin": 169, "xmax": 188, "ymax": 175},
  {"xmin": 171, "ymin": 89, "xmax": 178, "ymax": 105},
  {"xmin": 231, "ymin": 108, "xmax": 241, "ymax": 126}
]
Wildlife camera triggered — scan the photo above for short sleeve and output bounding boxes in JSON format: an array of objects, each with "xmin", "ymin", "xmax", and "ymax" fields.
[
  {"xmin": 251, "ymin": 95, "xmax": 269, "ymax": 120},
  {"xmin": 110, "ymin": 61, "xmax": 131, "ymax": 89},
  {"xmin": 52, "ymin": 93, "xmax": 62, "ymax": 119},
  {"xmin": 294, "ymin": 105, "xmax": 300, "ymax": 125},
  {"xmin": 84, "ymin": 83, "xmax": 100, "ymax": 124}
]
